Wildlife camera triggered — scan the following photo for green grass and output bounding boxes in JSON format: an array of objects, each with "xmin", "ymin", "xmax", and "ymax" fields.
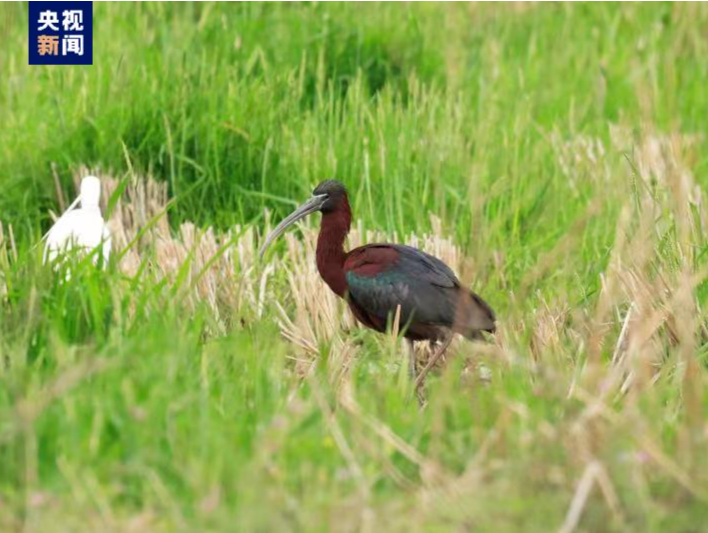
[{"xmin": 2, "ymin": 2, "xmax": 708, "ymax": 531}]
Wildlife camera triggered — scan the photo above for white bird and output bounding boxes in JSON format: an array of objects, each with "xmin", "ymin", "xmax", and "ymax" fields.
[{"xmin": 43, "ymin": 176, "xmax": 111, "ymax": 266}]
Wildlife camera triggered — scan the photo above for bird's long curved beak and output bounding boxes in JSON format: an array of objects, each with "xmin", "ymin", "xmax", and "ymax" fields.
[{"xmin": 259, "ymin": 194, "xmax": 327, "ymax": 258}]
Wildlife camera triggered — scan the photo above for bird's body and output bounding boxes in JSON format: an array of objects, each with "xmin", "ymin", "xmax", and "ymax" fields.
[
  {"xmin": 44, "ymin": 176, "xmax": 111, "ymax": 266},
  {"xmin": 344, "ymin": 244, "xmax": 495, "ymax": 341},
  {"xmin": 262, "ymin": 180, "xmax": 496, "ymax": 349},
  {"xmin": 310, "ymin": 183, "xmax": 495, "ymax": 342}
]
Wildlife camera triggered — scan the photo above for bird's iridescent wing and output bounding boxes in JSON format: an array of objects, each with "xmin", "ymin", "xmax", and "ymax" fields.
[{"xmin": 344, "ymin": 244, "xmax": 460, "ymax": 327}]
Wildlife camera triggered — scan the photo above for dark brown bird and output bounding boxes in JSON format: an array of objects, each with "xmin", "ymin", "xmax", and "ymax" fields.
[{"xmin": 260, "ymin": 180, "xmax": 496, "ymax": 387}]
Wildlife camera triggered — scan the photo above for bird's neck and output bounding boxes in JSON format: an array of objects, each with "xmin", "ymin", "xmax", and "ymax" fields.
[{"xmin": 316, "ymin": 200, "xmax": 351, "ymax": 298}]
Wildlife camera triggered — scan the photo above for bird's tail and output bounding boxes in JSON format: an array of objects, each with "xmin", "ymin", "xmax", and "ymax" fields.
[{"xmin": 453, "ymin": 289, "xmax": 496, "ymax": 338}]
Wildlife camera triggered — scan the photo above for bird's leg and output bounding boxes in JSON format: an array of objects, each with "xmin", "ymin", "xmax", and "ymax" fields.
[
  {"xmin": 405, "ymin": 339, "xmax": 417, "ymax": 380},
  {"xmin": 406, "ymin": 339, "xmax": 427, "ymax": 406},
  {"xmin": 414, "ymin": 334, "xmax": 454, "ymax": 391}
]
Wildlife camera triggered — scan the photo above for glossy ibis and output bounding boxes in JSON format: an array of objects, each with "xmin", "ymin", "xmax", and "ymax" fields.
[{"xmin": 260, "ymin": 180, "xmax": 496, "ymax": 388}]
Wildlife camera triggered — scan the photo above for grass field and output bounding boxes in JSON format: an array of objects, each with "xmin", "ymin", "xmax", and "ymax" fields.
[{"xmin": 2, "ymin": 2, "xmax": 708, "ymax": 531}]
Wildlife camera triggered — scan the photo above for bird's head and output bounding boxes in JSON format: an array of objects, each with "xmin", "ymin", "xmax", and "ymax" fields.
[
  {"xmin": 312, "ymin": 179, "xmax": 348, "ymax": 213},
  {"xmin": 259, "ymin": 180, "xmax": 349, "ymax": 258},
  {"xmin": 80, "ymin": 176, "xmax": 102, "ymax": 210}
]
